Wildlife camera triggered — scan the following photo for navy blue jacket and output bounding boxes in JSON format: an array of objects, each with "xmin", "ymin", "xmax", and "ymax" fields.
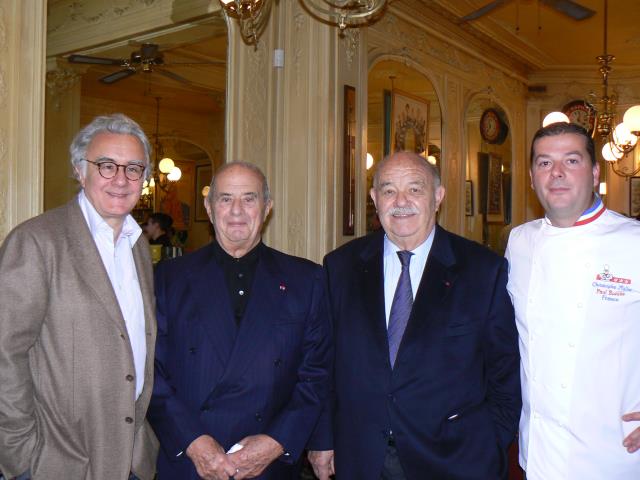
[
  {"xmin": 311, "ymin": 226, "xmax": 520, "ymax": 479},
  {"xmin": 147, "ymin": 242, "xmax": 331, "ymax": 479}
]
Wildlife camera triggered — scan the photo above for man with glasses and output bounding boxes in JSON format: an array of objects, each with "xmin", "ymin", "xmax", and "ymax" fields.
[{"xmin": 0, "ymin": 114, "xmax": 159, "ymax": 480}]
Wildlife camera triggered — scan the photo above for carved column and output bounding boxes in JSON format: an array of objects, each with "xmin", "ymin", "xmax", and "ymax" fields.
[
  {"xmin": 226, "ymin": 2, "xmax": 341, "ymax": 263},
  {"xmin": 0, "ymin": 0, "xmax": 46, "ymax": 242}
]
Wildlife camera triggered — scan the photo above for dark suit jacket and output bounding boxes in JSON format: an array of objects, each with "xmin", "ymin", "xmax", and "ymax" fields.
[
  {"xmin": 311, "ymin": 226, "xmax": 520, "ymax": 480},
  {"xmin": 147, "ymin": 242, "xmax": 331, "ymax": 480}
]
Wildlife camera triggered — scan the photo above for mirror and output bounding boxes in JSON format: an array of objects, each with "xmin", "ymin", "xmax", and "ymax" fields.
[
  {"xmin": 44, "ymin": 13, "xmax": 227, "ymax": 251},
  {"xmin": 367, "ymin": 59, "xmax": 442, "ymax": 232},
  {"xmin": 464, "ymin": 96, "xmax": 512, "ymax": 254}
]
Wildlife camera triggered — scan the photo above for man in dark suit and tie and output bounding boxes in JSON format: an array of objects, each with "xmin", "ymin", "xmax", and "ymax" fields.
[
  {"xmin": 147, "ymin": 161, "xmax": 331, "ymax": 480},
  {"xmin": 308, "ymin": 152, "xmax": 520, "ymax": 479}
]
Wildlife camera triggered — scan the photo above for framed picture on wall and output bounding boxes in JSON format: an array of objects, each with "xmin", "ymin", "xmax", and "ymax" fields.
[
  {"xmin": 343, "ymin": 85, "xmax": 356, "ymax": 236},
  {"xmin": 195, "ymin": 164, "xmax": 212, "ymax": 222},
  {"xmin": 630, "ymin": 176, "xmax": 640, "ymax": 218},
  {"xmin": 486, "ymin": 153, "xmax": 503, "ymax": 223},
  {"xmin": 465, "ymin": 180, "xmax": 473, "ymax": 216},
  {"xmin": 391, "ymin": 89, "xmax": 429, "ymax": 155}
]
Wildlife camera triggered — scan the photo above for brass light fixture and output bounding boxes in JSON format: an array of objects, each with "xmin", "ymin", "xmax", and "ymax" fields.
[
  {"xmin": 590, "ymin": 0, "xmax": 640, "ymax": 177},
  {"xmin": 219, "ymin": 0, "xmax": 273, "ymax": 46},
  {"xmin": 141, "ymin": 97, "xmax": 182, "ymax": 202},
  {"xmin": 299, "ymin": 0, "xmax": 388, "ymax": 31},
  {"xmin": 219, "ymin": 0, "xmax": 387, "ymax": 46}
]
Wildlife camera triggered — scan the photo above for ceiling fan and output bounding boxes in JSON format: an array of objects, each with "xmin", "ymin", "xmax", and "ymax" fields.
[
  {"xmin": 67, "ymin": 43, "xmax": 225, "ymax": 87},
  {"xmin": 461, "ymin": 0, "xmax": 596, "ymax": 22}
]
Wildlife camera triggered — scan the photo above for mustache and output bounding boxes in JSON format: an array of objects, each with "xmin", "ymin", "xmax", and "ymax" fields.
[{"xmin": 387, "ymin": 206, "xmax": 419, "ymax": 216}]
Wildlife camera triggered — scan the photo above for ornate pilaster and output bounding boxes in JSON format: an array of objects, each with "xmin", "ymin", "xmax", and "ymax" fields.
[{"xmin": 0, "ymin": 0, "xmax": 46, "ymax": 242}]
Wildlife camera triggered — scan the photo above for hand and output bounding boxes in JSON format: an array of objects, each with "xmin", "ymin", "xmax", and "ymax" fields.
[
  {"xmin": 308, "ymin": 450, "xmax": 334, "ymax": 480},
  {"xmin": 227, "ymin": 434, "xmax": 284, "ymax": 479},
  {"xmin": 186, "ymin": 435, "xmax": 238, "ymax": 480},
  {"xmin": 622, "ymin": 412, "xmax": 640, "ymax": 453}
]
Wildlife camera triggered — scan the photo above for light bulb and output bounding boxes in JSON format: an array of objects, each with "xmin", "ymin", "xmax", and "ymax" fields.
[
  {"xmin": 158, "ymin": 157, "xmax": 175, "ymax": 174},
  {"xmin": 202, "ymin": 186, "xmax": 210, "ymax": 197},
  {"xmin": 602, "ymin": 142, "xmax": 624, "ymax": 162},
  {"xmin": 623, "ymin": 105, "xmax": 640, "ymax": 134},
  {"xmin": 167, "ymin": 166, "xmax": 182, "ymax": 181},
  {"xmin": 613, "ymin": 122, "xmax": 638, "ymax": 149},
  {"xmin": 542, "ymin": 111, "xmax": 570, "ymax": 127},
  {"xmin": 366, "ymin": 153, "xmax": 374, "ymax": 170},
  {"xmin": 427, "ymin": 155, "xmax": 437, "ymax": 165}
]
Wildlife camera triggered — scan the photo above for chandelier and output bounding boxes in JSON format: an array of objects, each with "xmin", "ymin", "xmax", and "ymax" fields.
[
  {"xmin": 590, "ymin": 0, "xmax": 640, "ymax": 177},
  {"xmin": 219, "ymin": 0, "xmax": 387, "ymax": 46},
  {"xmin": 219, "ymin": 0, "xmax": 273, "ymax": 46},
  {"xmin": 299, "ymin": 0, "xmax": 388, "ymax": 31},
  {"xmin": 141, "ymin": 97, "xmax": 182, "ymax": 202}
]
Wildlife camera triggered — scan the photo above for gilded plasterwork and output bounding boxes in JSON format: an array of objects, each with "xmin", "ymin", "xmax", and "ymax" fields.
[
  {"xmin": 48, "ymin": 0, "xmax": 160, "ymax": 34},
  {"xmin": 242, "ymin": 40, "xmax": 268, "ymax": 163},
  {"xmin": 287, "ymin": 211, "xmax": 304, "ymax": 257},
  {"xmin": 46, "ymin": 69, "xmax": 81, "ymax": 111},
  {"xmin": 343, "ymin": 29, "xmax": 359, "ymax": 70}
]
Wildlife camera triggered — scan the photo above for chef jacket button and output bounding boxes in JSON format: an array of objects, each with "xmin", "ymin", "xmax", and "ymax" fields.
[
  {"xmin": 125, "ymin": 416, "xmax": 134, "ymax": 424},
  {"xmin": 255, "ymin": 413, "xmax": 262, "ymax": 422},
  {"xmin": 577, "ymin": 302, "xmax": 583, "ymax": 308},
  {"xmin": 125, "ymin": 374, "xmax": 134, "ymax": 382},
  {"xmin": 561, "ymin": 383, "xmax": 567, "ymax": 389},
  {"xmin": 568, "ymin": 342, "xmax": 575, "ymax": 348}
]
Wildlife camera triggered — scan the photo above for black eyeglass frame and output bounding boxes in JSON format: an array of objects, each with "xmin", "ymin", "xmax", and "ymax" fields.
[{"xmin": 83, "ymin": 158, "xmax": 147, "ymax": 181}]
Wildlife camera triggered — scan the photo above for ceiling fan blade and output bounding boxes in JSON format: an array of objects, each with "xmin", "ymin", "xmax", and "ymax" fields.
[
  {"xmin": 154, "ymin": 69, "xmax": 213, "ymax": 92},
  {"xmin": 540, "ymin": 0, "xmax": 595, "ymax": 20},
  {"xmin": 162, "ymin": 60, "xmax": 227, "ymax": 66},
  {"xmin": 68, "ymin": 54, "xmax": 124, "ymax": 66},
  {"xmin": 99, "ymin": 69, "xmax": 136, "ymax": 84},
  {"xmin": 461, "ymin": 0, "xmax": 511, "ymax": 21}
]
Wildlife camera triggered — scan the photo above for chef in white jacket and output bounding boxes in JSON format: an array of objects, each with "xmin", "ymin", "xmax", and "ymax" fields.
[{"xmin": 506, "ymin": 121, "xmax": 640, "ymax": 479}]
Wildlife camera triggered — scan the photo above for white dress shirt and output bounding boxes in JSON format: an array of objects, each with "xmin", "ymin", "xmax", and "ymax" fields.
[
  {"xmin": 506, "ymin": 209, "xmax": 640, "ymax": 479},
  {"xmin": 383, "ymin": 228, "xmax": 435, "ymax": 326},
  {"xmin": 78, "ymin": 191, "xmax": 146, "ymax": 399}
]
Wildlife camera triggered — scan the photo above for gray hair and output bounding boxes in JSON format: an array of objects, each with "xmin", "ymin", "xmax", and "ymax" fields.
[
  {"xmin": 372, "ymin": 151, "xmax": 441, "ymax": 189},
  {"xmin": 69, "ymin": 113, "xmax": 152, "ymax": 180},
  {"xmin": 206, "ymin": 161, "xmax": 271, "ymax": 204}
]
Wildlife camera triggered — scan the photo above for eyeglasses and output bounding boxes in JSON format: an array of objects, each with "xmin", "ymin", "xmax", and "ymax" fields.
[{"xmin": 84, "ymin": 159, "xmax": 146, "ymax": 181}]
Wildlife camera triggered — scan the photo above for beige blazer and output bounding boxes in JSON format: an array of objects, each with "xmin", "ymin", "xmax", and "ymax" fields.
[{"xmin": 0, "ymin": 199, "xmax": 158, "ymax": 480}]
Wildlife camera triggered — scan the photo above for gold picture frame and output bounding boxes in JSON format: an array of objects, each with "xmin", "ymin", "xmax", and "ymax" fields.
[
  {"xmin": 486, "ymin": 153, "xmax": 503, "ymax": 223},
  {"xmin": 391, "ymin": 89, "xmax": 429, "ymax": 155}
]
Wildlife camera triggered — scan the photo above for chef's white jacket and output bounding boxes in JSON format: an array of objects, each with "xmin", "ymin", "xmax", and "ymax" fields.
[{"xmin": 506, "ymin": 209, "xmax": 640, "ymax": 479}]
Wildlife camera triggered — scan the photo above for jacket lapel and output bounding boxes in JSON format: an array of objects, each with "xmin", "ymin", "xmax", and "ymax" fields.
[
  {"xmin": 215, "ymin": 246, "xmax": 285, "ymax": 387},
  {"xmin": 64, "ymin": 199, "xmax": 129, "ymax": 336},
  {"xmin": 132, "ymin": 237, "xmax": 156, "ymax": 419},
  {"xmin": 189, "ymin": 244, "xmax": 237, "ymax": 368},
  {"xmin": 359, "ymin": 232, "xmax": 391, "ymax": 365}
]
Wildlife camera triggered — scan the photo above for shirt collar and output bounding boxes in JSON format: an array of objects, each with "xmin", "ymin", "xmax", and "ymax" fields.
[
  {"xmin": 212, "ymin": 239, "xmax": 263, "ymax": 265},
  {"xmin": 383, "ymin": 226, "xmax": 435, "ymax": 259},
  {"xmin": 573, "ymin": 194, "xmax": 606, "ymax": 226},
  {"xmin": 77, "ymin": 190, "xmax": 142, "ymax": 245},
  {"xmin": 543, "ymin": 193, "xmax": 606, "ymax": 228}
]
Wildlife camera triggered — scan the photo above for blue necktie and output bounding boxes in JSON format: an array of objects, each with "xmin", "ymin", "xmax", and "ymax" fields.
[{"xmin": 388, "ymin": 250, "xmax": 413, "ymax": 368}]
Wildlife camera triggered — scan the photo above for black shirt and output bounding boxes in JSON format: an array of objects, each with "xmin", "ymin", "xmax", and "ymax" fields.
[
  {"xmin": 212, "ymin": 240, "xmax": 262, "ymax": 324},
  {"xmin": 150, "ymin": 233, "xmax": 173, "ymax": 248}
]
